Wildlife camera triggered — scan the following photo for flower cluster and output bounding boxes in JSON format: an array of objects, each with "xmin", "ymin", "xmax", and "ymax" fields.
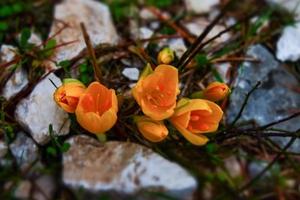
[
  {"xmin": 53, "ymin": 50, "xmax": 229, "ymax": 146},
  {"xmin": 54, "ymin": 79, "xmax": 118, "ymax": 135},
  {"xmin": 132, "ymin": 63, "xmax": 230, "ymax": 145}
]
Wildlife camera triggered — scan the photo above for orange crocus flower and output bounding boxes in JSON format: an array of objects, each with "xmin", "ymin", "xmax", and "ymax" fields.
[
  {"xmin": 75, "ymin": 82, "xmax": 118, "ymax": 134},
  {"xmin": 132, "ymin": 64, "xmax": 179, "ymax": 121},
  {"xmin": 203, "ymin": 82, "xmax": 230, "ymax": 102},
  {"xmin": 135, "ymin": 116, "xmax": 168, "ymax": 142},
  {"xmin": 53, "ymin": 79, "xmax": 86, "ymax": 113},
  {"xmin": 170, "ymin": 98, "xmax": 223, "ymax": 145}
]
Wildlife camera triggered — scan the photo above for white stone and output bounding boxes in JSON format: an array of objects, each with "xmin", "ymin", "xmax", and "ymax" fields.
[
  {"xmin": 122, "ymin": 68, "xmax": 139, "ymax": 81},
  {"xmin": 0, "ymin": 45, "xmax": 28, "ymax": 100},
  {"xmin": 48, "ymin": 0, "xmax": 119, "ymax": 64},
  {"xmin": 276, "ymin": 23, "xmax": 300, "ymax": 61},
  {"xmin": 1, "ymin": 32, "xmax": 42, "ymax": 100},
  {"xmin": 168, "ymin": 38, "xmax": 187, "ymax": 58},
  {"xmin": 63, "ymin": 135, "xmax": 197, "ymax": 197},
  {"xmin": 140, "ymin": 8, "xmax": 156, "ymax": 20},
  {"xmin": 185, "ymin": 18, "xmax": 230, "ymax": 44},
  {"xmin": 0, "ymin": 45, "xmax": 16, "ymax": 62},
  {"xmin": 2, "ymin": 67, "xmax": 28, "ymax": 100},
  {"xmin": 15, "ymin": 73, "xmax": 70, "ymax": 144},
  {"xmin": 185, "ymin": 0, "xmax": 219, "ymax": 14}
]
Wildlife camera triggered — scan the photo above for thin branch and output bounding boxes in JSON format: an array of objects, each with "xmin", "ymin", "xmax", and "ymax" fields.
[
  {"xmin": 259, "ymin": 112, "xmax": 300, "ymax": 130},
  {"xmin": 229, "ymin": 81, "xmax": 261, "ymax": 127}
]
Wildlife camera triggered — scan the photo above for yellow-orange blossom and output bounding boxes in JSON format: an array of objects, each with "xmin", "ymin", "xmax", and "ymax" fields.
[
  {"xmin": 53, "ymin": 79, "xmax": 86, "ymax": 113},
  {"xmin": 170, "ymin": 98, "xmax": 223, "ymax": 145},
  {"xmin": 75, "ymin": 82, "xmax": 118, "ymax": 134},
  {"xmin": 132, "ymin": 64, "xmax": 179, "ymax": 121},
  {"xmin": 135, "ymin": 116, "xmax": 168, "ymax": 142}
]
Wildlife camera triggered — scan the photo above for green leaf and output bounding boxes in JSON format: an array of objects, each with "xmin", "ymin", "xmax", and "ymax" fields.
[
  {"xmin": 0, "ymin": 22, "xmax": 8, "ymax": 31},
  {"xmin": 20, "ymin": 28, "xmax": 31, "ymax": 48},
  {"xmin": 195, "ymin": 54, "xmax": 209, "ymax": 68},
  {"xmin": 43, "ymin": 39, "xmax": 56, "ymax": 58},
  {"xmin": 61, "ymin": 142, "xmax": 71, "ymax": 152},
  {"xmin": 46, "ymin": 146, "xmax": 57, "ymax": 156},
  {"xmin": 140, "ymin": 63, "xmax": 153, "ymax": 79},
  {"xmin": 190, "ymin": 91, "xmax": 203, "ymax": 99},
  {"xmin": 211, "ymin": 68, "xmax": 224, "ymax": 83}
]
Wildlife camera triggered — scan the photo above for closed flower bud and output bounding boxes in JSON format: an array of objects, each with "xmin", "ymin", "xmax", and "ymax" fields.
[
  {"xmin": 54, "ymin": 79, "xmax": 86, "ymax": 113},
  {"xmin": 157, "ymin": 47, "xmax": 174, "ymax": 64},
  {"xmin": 170, "ymin": 98, "xmax": 223, "ymax": 146},
  {"xmin": 75, "ymin": 82, "xmax": 118, "ymax": 134},
  {"xmin": 135, "ymin": 116, "xmax": 168, "ymax": 142},
  {"xmin": 203, "ymin": 82, "xmax": 230, "ymax": 102}
]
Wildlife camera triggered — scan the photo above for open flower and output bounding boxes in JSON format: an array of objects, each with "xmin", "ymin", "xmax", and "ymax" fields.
[
  {"xmin": 53, "ymin": 79, "xmax": 86, "ymax": 113},
  {"xmin": 170, "ymin": 98, "xmax": 223, "ymax": 145},
  {"xmin": 132, "ymin": 64, "xmax": 179, "ymax": 121},
  {"xmin": 203, "ymin": 82, "xmax": 230, "ymax": 102},
  {"xmin": 135, "ymin": 116, "xmax": 168, "ymax": 142},
  {"xmin": 75, "ymin": 82, "xmax": 118, "ymax": 134}
]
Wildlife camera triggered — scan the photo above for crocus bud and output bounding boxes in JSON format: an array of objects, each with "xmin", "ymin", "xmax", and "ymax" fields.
[
  {"xmin": 135, "ymin": 116, "xmax": 168, "ymax": 142},
  {"xmin": 54, "ymin": 79, "xmax": 86, "ymax": 113},
  {"xmin": 157, "ymin": 47, "xmax": 174, "ymax": 64},
  {"xmin": 203, "ymin": 82, "xmax": 230, "ymax": 102},
  {"xmin": 75, "ymin": 82, "xmax": 118, "ymax": 134}
]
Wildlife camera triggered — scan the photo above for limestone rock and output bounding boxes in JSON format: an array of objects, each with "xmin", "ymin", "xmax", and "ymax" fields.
[
  {"xmin": 122, "ymin": 68, "xmax": 139, "ymax": 81},
  {"xmin": 276, "ymin": 22, "xmax": 300, "ymax": 61},
  {"xmin": 185, "ymin": 0, "xmax": 219, "ymax": 14},
  {"xmin": 48, "ymin": 0, "xmax": 119, "ymax": 65},
  {"xmin": 63, "ymin": 135, "xmax": 197, "ymax": 199},
  {"xmin": 15, "ymin": 73, "xmax": 70, "ymax": 144},
  {"xmin": 185, "ymin": 18, "xmax": 230, "ymax": 44}
]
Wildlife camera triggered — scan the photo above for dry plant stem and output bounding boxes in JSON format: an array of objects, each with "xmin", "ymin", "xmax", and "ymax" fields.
[
  {"xmin": 238, "ymin": 135, "xmax": 297, "ymax": 194},
  {"xmin": 80, "ymin": 22, "xmax": 102, "ymax": 82},
  {"xmin": 176, "ymin": 0, "xmax": 233, "ymax": 70},
  {"xmin": 211, "ymin": 56, "xmax": 259, "ymax": 63},
  {"xmin": 147, "ymin": 6, "xmax": 194, "ymax": 43}
]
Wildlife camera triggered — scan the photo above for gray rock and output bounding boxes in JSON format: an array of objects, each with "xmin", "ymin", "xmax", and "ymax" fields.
[
  {"xmin": 276, "ymin": 22, "xmax": 300, "ymax": 61},
  {"xmin": 184, "ymin": 0, "xmax": 219, "ymax": 14},
  {"xmin": 63, "ymin": 135, "xmax": 197, "ymax": 199},
  {"xmin": 9, "ymin": 132, "xmax": 38, "ymax": 170},
  {"xmin": 227, "ymin": 45, "xmax": 300, "ymax": 151},
  {"xmin": 15, "ymin": 73, "xmax": 70, "ymax": 145},
  {"xmin": 48, "ymin": 0, "xmax": 118, "ymax": 67}
]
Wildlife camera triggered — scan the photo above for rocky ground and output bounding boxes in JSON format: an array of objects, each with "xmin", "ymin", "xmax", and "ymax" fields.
[{"xmin": 0, "ymin": 0, "xmax": 300, "ymax": 199}]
